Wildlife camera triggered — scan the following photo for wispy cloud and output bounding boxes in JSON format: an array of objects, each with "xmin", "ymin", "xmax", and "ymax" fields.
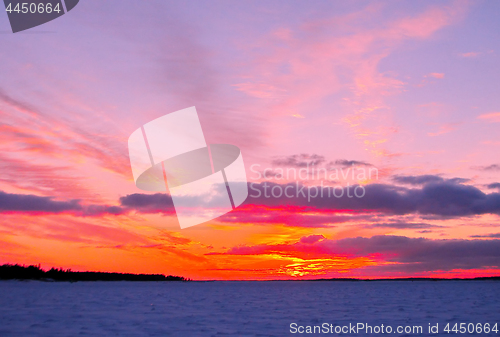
[
  {"xmin": 473, "ymin": 164, "xmax": 500, "ymax": 171},
  {"xmin": 427, "ymin": 72, "xmax": 445, "ymax": 79},
  {"xmin": 271, "ymin": 154, "xmax": 326, "ymax": 168},
  {"xmin": 0, "ymin": 191, "xmax": 123, "ymax": 216},
  {"xmin": 469, "ymin": 233, "xmax": 500, "ymax": 238},
  {"xmin": 231, "ymin": 2, "xmax": 468, "ymax": 159},
  {"xmin": 478, "ymin": 112, "xmax": 500, "ymax": 123},
  {"xmin": 427, "ymin": 123, "xmax": 460, "ymax": 136},
  {"xmin": 334, "ymin": 159, "xmax": 373, "ymax": 168},
  {"xmin": 487, "ymin": 183, "xmax": 500, "ymax": 190},
  {"xmin": 392, "ymin": 175, "xmax": 468, "ymax": 185},
  {"xmin": 459, "ymin": 52, "xmax": 481, "ymax": 58},
  {"xmin": 119, "ymin": 193, "xmax": 175, "ymax": 214},
  {"xmin": 365, "ymin": 222, "xmax": 443, "ymax": 229}
]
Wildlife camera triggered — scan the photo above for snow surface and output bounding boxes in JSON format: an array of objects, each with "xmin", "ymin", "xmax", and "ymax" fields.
[{"xmin": 0, "ymin": 280, "xmax": 499, "ymax": 336}]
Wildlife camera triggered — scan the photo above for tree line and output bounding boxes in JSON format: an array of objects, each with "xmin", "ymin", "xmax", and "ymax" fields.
[{"xmin": 0, "ymin": 264, "xmax": 190, "ymax": 281}]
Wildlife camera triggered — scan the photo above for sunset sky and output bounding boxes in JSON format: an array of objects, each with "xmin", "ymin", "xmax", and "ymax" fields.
[{"xmin": 1, "ymin": 0, "xmax": 500, "ymax": 280}]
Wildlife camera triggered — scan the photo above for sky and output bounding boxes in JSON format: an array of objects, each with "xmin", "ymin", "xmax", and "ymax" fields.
[{"xmin": 1, "ymin": 0, "xmax": 500, "ymax": 280}]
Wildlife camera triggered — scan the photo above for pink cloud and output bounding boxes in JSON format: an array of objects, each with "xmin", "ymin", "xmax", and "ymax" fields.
[
  {"xmin": 0, "ymin": 89, "xmax": 134, "ymax": 202},
  {"xmin": 390, "ymin": 5, "xmax": 465, "ymax": 39},
  {"xmin": 478, "ymin": 112, "xmax": 500, "ymax": 123},
  {"xmin": 427, "ymin": 73, "xmax": 445, "ymax": 79},
  {"xmin": 427, "ymin": 123, "xmax": 460, "ymax": 136},
  {"xmin": 231, "ymin": 2, "xmax": 467, "ymax": 162},
  {"xmin": 232, "ymin": 82, "xmax": 286, "ymax": 98},
  {"xmin": 459, "ymin": 52, "xmax": 481, "ymax": 58},
  {"xmin": 0, "ymin": 214, "xmax": 149, "ymax": 247}
]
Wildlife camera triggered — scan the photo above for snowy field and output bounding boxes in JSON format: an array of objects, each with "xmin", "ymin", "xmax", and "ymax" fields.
[{"xmin": 0, "ymin": 280, "xmax": 499, "ymax": 336}]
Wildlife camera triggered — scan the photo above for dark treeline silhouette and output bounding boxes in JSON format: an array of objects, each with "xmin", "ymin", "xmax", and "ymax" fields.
[{"xmin": 0, "ymin": 264, "xmax": 189, "ymax": 282}]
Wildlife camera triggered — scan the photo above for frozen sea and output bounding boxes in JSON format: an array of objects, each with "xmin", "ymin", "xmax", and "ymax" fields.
[{"xmin": 0, "ymin": 280, "xmax": 499, "ymax": 336}]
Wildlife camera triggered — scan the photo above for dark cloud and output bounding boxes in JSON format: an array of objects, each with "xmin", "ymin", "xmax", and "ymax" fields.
[
  {"xmin": 487, "ymin": 183, "xmax": 500, "ymax": 190},
  {"xmin": 0, "ymin": 190, "xmax": 82, "ymax": 213},
  {"xmin": 473, "ymin": 164, "xmax": 500, "ymax": 171},
  {"xmin": 116, "ymin": 178, "xmax": 500, "ymax": 225},
  {"xmin": 331, "ymin": 235, "xmax": 500, "ymax": 272},
  {"xmin": 269, "ymin": 155, "xmax": 373, "ymax": 172},
  {"xmin": 366, "ymin": 222, "xmax": 442, "ymax": 229},
  {"xmin": 0, "ymin": 88, "xmax": 40, "ymax": 115},
  {"xmin": 392, "ymin": 175, "xmax": 469, "ymax": 185},
  {"xmin": 333, "ymin": 159, "xmax": 372, "ymax": 168},
  {"xmin": 83, "ymin": 205, "xmax": 125, "ymax": 216},
  {"xmin": 392, "ymin": 175, "xmax": 444, "ymax": 185},
  {"xmin": 119, "ymin": 193, "xmax": 175, "ymax": 214},
  {"xmin": 271, "ymin": 154, "xmax": 325, "ymax": 168},
  {"xmin": 246, "ymin": 180, "xmax": 500, "ymax": 217},
  {"xmin": 5, "ymin": 174, "xmax": 499, "ymax": 225},
  {"xmin": 218, "ymin": 235, "xmax": 500, "ymax": 273},
  {"xmin": 0, "ymin": 191, "xmax": 125, "ymax": 216},
  {"xmin": 469, "ymin": 233, "xmax": 500, "ymax": 238}
]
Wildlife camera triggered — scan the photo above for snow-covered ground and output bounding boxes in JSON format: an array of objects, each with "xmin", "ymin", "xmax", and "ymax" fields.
[{"xmin": 0, "ymin": 280, "xmax": 498, "ymax": 336}]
